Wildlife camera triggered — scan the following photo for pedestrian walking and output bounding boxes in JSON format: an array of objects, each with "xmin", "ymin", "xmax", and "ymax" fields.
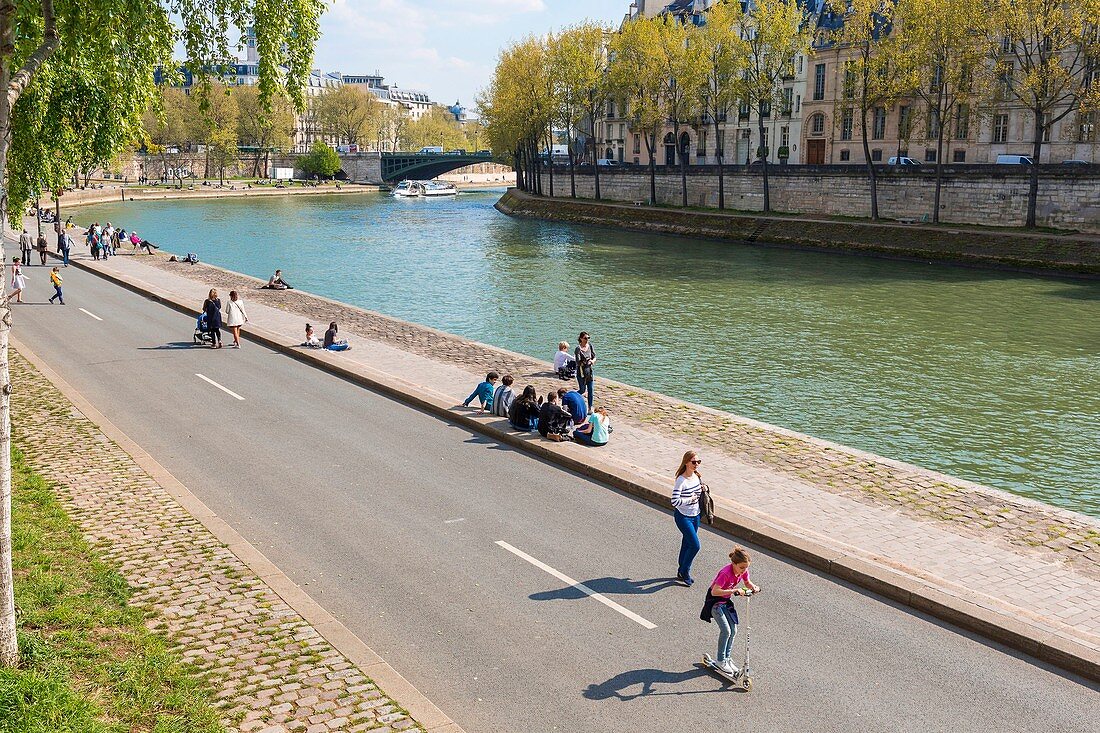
[
  {"xmin": 574, "ymin": 331, "xmax": 596, "ymax": 409},
  {"xmin": 9, "ymin": 258, "xmax": 27, "ymax": 303},
  {"xmin": 672, "ymin": 450, "xmax": 705, "ymax": 586},
  {"xmin": 224, "ymin": 290, "xmax": 248, "ymax": 348},
  {"xmin": 47, "ymin": 266, "xmax": 64, "ymax": 304},
  {"xmin": 202, "ymin": 288, "xmax": 223, "ymax": 348},
  {"xmin": 58, "ymin": 230, "xmax": 70, "ymax": 266},
  {"xmin": 18, "ymin": 229, "xmax": 33, "ymax": 268},
  {"xmin": 700, "ymin": 547, "xmax": 760, "ymax": 677},
  {"xmin": 36, "ymin": 231, "xmax": 48, "ymax": 266}
]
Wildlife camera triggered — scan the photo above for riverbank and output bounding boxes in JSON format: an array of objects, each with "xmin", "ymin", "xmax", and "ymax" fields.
[
  {"xmin": 497, "ymin": 188, "xmax": 1100, "ymax": 277},
  {"xmin": 38, "ymin": 236, "xmax": 1100, "ymax": 681}
]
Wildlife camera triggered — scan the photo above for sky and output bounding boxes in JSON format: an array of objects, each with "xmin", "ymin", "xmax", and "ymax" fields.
[{"xmin": 310, "ymin": 0, "xmax": 630, "ymax": 111}]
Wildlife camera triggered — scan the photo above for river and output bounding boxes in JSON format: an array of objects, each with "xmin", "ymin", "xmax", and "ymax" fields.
[{"xmin": 76, "ymin": 189, "xmax": 1100, "ymax": 516}]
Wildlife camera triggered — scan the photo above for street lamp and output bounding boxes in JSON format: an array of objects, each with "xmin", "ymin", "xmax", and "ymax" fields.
[{"xmin": 439, "ymin": 132, "xmax": 444, "ymax": 152}]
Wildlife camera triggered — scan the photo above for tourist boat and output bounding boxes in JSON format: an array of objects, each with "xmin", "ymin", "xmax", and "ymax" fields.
[{"xmin": 391, "ymin": 180, "xmax": 459, "ymax": 198}]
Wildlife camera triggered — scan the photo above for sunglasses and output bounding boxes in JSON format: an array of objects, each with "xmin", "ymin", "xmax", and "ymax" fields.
[{"xmin": 691, "ymin": 459, "xmax": 702, "ymax": 465}]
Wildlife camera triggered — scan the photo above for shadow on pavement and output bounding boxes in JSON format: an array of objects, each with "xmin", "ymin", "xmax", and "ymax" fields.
[
  {"xmin": 583, "ymin": 666, "xmax": 729, "ymax": 701},
  {"xmin": 137, "ymin": 342, "xmax": 203, "ymax": 350},
  {"xmin": 530, "ymin": 576, "xmax": 680, "ymax": 600}
]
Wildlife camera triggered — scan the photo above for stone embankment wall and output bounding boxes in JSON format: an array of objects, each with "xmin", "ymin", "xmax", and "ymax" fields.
[
  {"xmin": 537, "ymin": 165, "xmax": 1100, "ymax": 233},
  {"xmin": 498, "ymin": 188, "xmax": 1100, "ymax": 276}
]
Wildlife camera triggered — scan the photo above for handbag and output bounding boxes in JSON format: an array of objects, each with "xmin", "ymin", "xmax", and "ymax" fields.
[{"xmin": 697, "ymin": 482, "xmax": 714, "ymax": 525}]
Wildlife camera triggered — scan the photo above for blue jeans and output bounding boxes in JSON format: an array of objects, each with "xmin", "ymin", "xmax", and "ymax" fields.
[
  {"xmin": 577, "ymin": 372, "xmax": 594, "ymax": 408},
  {"xmin": 62, "ymin": 249, "xmax": 69, "ymax": 265},
  {"xmin": 49, "ymin": 285, "xmax": 63, "ymax": 303},
  {"xmin": 712, "ymin": 603, "xmax": 737, "ymax": 663},
  {"xmin": 573, "ymin": 429, "xmax": 605, "ymax": 446},
  {"xmin": 674, "ymin": 510, "xmax": 700, "ymax": 580}
]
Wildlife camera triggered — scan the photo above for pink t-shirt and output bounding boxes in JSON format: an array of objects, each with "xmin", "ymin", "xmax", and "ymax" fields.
[{"xmin": 712, "ymin": 564, "xmax": 750, "ymax": 592}]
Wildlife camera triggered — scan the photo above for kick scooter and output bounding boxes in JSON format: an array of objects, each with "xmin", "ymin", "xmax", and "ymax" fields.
[{"xmin": 702, "ymin": 589, "xmax": 754, "ymax": 691}]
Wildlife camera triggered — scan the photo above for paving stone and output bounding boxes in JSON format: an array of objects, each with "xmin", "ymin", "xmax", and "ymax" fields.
[{"xmin": 9, "ymin": 350, "xmax": 425, "ymax": 733}]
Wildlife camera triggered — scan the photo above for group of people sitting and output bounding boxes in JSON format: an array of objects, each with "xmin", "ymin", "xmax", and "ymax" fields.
[
  {"xmin": 463, "ymin": 371, "xmax": 610, "ymax": 447},
  {"xmin": 302, "ymin": 322, "xmax": 350, "ymax": 351}
]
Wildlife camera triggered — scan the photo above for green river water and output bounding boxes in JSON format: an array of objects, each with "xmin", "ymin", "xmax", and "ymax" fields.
[{"xmin": 78, "ymin": 190, "xmax": 1100, "ymax": 516}]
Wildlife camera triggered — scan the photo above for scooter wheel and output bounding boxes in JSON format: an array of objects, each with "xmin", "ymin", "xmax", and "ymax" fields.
[{"xmin": 742, "ymin": 677, "xmax": 753, "ymax": 691}]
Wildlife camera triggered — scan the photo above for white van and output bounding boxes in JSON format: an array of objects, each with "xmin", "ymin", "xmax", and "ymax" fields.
[
  {"xmin": 996, "ymin": 154, "xmax": 1034, "ymax": 165},
  {"xmin": 887, "ymin": 156, "xmax": 921, "ymax": 166},
  {"xmin": 419, "ymin": 146, "xmax": 444, "ymax": 154}
]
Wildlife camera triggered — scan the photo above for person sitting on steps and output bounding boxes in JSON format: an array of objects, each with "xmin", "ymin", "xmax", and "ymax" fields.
[
  {"xmin": 265, "ymin": 269, "xmax": 293, "ymax": 290},
  {"xmin": 492, "ymin": 374, "xmax": 515, "ymax": 418},
  {"xmin": 323, "ymin": 321, "xmax": 350, "ymax": 351},
  {"xmin": 538, "ymin": 391, "xmax": 573, "ymax": 442},
  {"xmin": 573, "ymin": 405, "xmax": 610, "ymax": 447},
  {"xmin": 554, "ymin": 341, "xmax": 576, "ymax": 380},
  {"xmin": 508, "ymin": 385, "xmax": 542, "ymax": 433}
]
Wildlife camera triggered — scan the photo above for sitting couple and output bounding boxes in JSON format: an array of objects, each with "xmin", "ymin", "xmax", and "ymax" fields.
[{"xmin": 302, "ymin": 322, "xmax": 350, "ymax": 351}]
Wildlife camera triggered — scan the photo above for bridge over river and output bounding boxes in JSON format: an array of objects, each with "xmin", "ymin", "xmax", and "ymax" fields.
[{"xmin": 275, "ymin": 150, "xmax": 497, "ymax": 185}]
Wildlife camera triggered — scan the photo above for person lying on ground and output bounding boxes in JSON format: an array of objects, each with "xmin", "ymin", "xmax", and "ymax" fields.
[
  {"xmin": 264, "ymin": 269, "xmax": 293, "ymax": 289},
  {"xmin": 554, "ymin": 340, "xmax": 576, "ymax": 380},
  {"xmin": 573, "ymin": 406, "xmax": 611, "ymax": 447},
  {"xmin": 492, "ymin": 374, "xmax": 515, "ymax": 418},
  {"xmin": 559, "ymin": 387, "xmax": 587, "ymax": 426},
  {"xmin": 138, "ymin": 238, "xmax": 159, "ymax": 254},
  {"xmin": 508, "ymin": 385, "xmax": 542, "ymax": 433},
  {"xmin": 324, "ymin": 321, "xmax": 351, "ymax": 351},
  {"xmin": 462, "ymin": 371, "xmax": 499, "ymax": 412},
  {"xmin": 538, "ymin": 391, "xmax": 573, "ymax": 442}
]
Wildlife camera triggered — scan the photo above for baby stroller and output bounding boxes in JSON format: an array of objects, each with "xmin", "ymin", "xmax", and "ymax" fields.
[{"xmin": 193, "ymin": 313, "xmax": 214, "ymax": 345}]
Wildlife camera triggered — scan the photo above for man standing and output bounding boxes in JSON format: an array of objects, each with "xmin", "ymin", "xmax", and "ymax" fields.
[
  {"xmin": 18, "ymin": 228, "xmax": 33, "ymax": 267},
  {"xmin": 57, "ymin": 228, "xmax": 70, "ymax": 266},
  {"xmin": 36, "ymin": 231, "xmax": 48, "ymax": 266}
]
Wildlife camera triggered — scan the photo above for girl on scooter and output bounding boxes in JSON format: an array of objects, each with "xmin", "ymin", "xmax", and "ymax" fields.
[{"xmin": 701, "ymin": 547, "xmax": 760, "ymax": 677}]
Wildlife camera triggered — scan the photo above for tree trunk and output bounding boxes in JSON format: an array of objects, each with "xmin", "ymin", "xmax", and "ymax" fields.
[
  {"xmin": 713, "ymin": 119, "xmax": 724, "ymax": 210},
  {"xmin": 1027, "ymin": 108, "xmax": 1042, "ymax": 228},
  {"xmin": 568, "ymin": 137, "xmax": 576, "ymax": 198},
  {"xmin": 673, "ymin": 121, "xmax": 687, "ymax": 208},
  {"xmin": 757, "ymin": 112, "xmax": 770, "ymax": 213},
  {"xmin": 860, "ymin": 106, "xmax": 878, "ymax": 220},
  {"xmin": 644, "ymin": 132, "xmax": 656, "ymax": 205},
  {"xmin": 0, "ymin": 35, "xmax": 18, "ymax": 671},
  {"xmin": 933, "ymin": 118, "xmax": 945, "ymax": 224},
  {"xmin": 592, "ymin": 137, "xmax": 601, "ymax": 201}
]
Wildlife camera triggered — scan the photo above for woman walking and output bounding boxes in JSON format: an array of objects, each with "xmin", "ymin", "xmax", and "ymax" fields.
[
  {"xmin": 672, "ymin": 450, "xmax": 705, "ymax": 586},
  {"xmin": 203, "ymin": 288, "xmax": 223, "ymax": 348},
  {"xmin": 9, "ymin": 258, "xmax": 27, "ymax": 303},
  {"xmin": 224, "ymin": 290, "xmax": 248, "ymax": 348},
  {"xmin": 574, "ymin": 331, "xmax": 596, "ymax": 409}
]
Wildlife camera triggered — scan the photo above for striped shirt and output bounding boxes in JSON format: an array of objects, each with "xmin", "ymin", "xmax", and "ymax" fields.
[{"xmin": 672, "ymin": 474, "xmax": 702, "ymax": 517}]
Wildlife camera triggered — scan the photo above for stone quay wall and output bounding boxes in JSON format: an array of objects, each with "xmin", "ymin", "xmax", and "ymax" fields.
[
  {"xmin": 499, "ymin": 188, "xmax": 1100, "ymax": 277},
  {"xmin": 536, "ymin": 165, "xmax": 1100, "ymax": 234}
]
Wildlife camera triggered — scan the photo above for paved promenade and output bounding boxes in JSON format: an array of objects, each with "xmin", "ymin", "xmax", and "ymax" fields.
[
  {"xmin": 47, "ymin": 243, "xmax": 1099, "ymax": 666},
  {"xmin": 9, "ymin": 349, "xmax": 432, "ymax": 733}
]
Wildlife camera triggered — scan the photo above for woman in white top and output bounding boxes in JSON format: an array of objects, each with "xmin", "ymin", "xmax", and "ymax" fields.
[
  {"xmin": 9, "ymin": 257, "xmax": 27, "ymax": 303},
  {"xmin": 224, "ymin": 290, "xmax": 248, "ymax": 349},
  {"xmin": 671, "ymin": 450, "xmax": 704, "ymax": 586}
]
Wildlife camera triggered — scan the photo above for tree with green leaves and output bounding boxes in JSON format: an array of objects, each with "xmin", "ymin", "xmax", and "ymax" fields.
[
  {"xmin": 694, "ymin": 0, "xmax": 748, "ymax": 210},
  {"xmin": 236, "ymin": 85, "xmax": 296, "ymax": 176},
  {"xmin": 316, "ymin": 85, "xmax": 383, "ymax": 149},
  {"xmin": 0, "ymin": 0, "xmax": 325, "ymax": 670},
  {"xmin": 988, "ymin": 0, "xmax": 1100, "ymax": 228},
  {"xmin": 299, "ymin": 141, "xmax": 340, "ymax": 179},
  {"xmin": 741, "ymin": 0, "xmax": 812, "ymax": 213},
  {"xmin": 608, "ymin": 16, "xmax": 665, "ymax": 205},
  {"xmin": 402, "ymin": 106, "xmax": 468, "ymax": 152},
  {"xmin": 142, "ymin": 87, "xmax": 200, "ymax": 186},
  {"xmin": 193, "ymin": 83, "xmax": 239, "ymax": 182},
  {"xmin": 655, "ymin": 13, "xmax": 704, "ymax": 208}
]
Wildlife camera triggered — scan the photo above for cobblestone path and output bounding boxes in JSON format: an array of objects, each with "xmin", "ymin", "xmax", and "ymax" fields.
[
  {"xmin": 11, "ymin": 349, "xmax": 420, "ymax": 733},
  {"xmin": 135, "ymin": 254, "xmax": 1100, "ymax": 580}
]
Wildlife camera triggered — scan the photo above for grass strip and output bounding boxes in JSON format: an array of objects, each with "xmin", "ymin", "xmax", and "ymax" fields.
[{"xmin": 0, "ymin": 448, "xmax": 224, "ymax": 733}]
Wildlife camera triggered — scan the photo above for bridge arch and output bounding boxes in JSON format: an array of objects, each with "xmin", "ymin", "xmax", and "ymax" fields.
[{"xmin": 380, "ymin": 152, "xmax": 495, "ymax": 183}]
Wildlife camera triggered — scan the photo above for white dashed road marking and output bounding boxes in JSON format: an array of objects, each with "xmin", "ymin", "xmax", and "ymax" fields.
[{"xmin": 195, "ymin": 373, "xmax": 245, "ymax": 401}]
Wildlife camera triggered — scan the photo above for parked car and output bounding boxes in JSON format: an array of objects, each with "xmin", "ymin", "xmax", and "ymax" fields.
[
  {"xmin": 996, "ymin": 154, "xmax": 1034, "ymax": 165},
  {"xmin": 887, "ymin": 156, "xmax": 921, "ymax": 166},
  {"xmin": 445, "ymin": 149, "xmax": 468, "ymax": 156},
  {"xmin": 596, "ymin": 159, "xmax": 621, "ymax": 167},
  {"xmin": 419, "ymin": 146, "xmax": 444, "ymax": 154},
  {"xmin": 1061, "ymin": 159, "xmax": 1090, "ymax": 165}
]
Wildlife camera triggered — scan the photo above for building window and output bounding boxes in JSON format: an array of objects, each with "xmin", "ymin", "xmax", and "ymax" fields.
[
  {"xmin": 871, "ymin": 148, "xmax": 882, "ymax": 161},
  {"xmin": 926, "ymin": 106, "xmax": 940, "ymax": 139},
  {"xmin": 781, "ymin": 126, "xmax": 790, "ymax": 148},
  {"xmin": 697, "ymin": 129, "xmax": 707, "ymax": 156},
  {"xmin": 633, "ymin": 133, "xmax": 641, "ymax": 154},
  {"xmin": 782, "ymin": 87, "xmax": 793, "ymax": 115},
  {"xmin": 1042, "ymin": 112, "xmax": 1052, "ymax": 142},
  {"xmin": 760, "ymin": 100, "xmax": 771, "ymax": 118},
  {"xmin": 993, "ymin": 113, "xmax": 1009, "ymax": 143},
  {"xmin": 843, "ymin": 63, "xmax": 856, "ymax": 99},
  {"xmin": 953, "ymin": 149, "xmax": 966, "ymax": 162},
  {"xmin": 797, "ymin": 55, "xmax": 804, "ymax": 75},
  {"xmin": 717, "ymin": 130, "xmax": 725, "ymax": 157},
  {"xmin": 929, "ymin": 65, "xmax": 943, "ymax": 93},
  {"xmin": 841, "ymin": 108, "xmax": 853, "ymax": 140},
  {"xmin": 839, "ymin": 149, "xmax": 850, "ymax": 161},
  {"xmin": 1078, "ymin": 112, "xmax": 1096, "ymax": 142},
  {"xmin": 795, "ymin": 94, "xmax": 801, "ymax": 113},
  {"xmin": 872, "ymin": 106, "xmax": 886, "ymax": 139},
  {"xmin": 810, "ymin": 112, "xmax": 825, "ymax": 135},
  {"xmin": 607, "ymin": 100, "xmax": 615, "ymax": 117},
  {"xmin": 814, "ymin": 63, "xmax": 826, "ymax": 100},
  {"xmin": 956, "ymin": 105, "xmax": 970, "ymax": 139},
  {"xmin": 619, "ymin": 124, "xmax": 625, "ymax": 140},
  {"xmin": 898, "ymin": 105, "xmax": 912, "ymax": 139},
  {"xmin": 925, "ymin": 148, "xmax": 937, "ymax": 162}
]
